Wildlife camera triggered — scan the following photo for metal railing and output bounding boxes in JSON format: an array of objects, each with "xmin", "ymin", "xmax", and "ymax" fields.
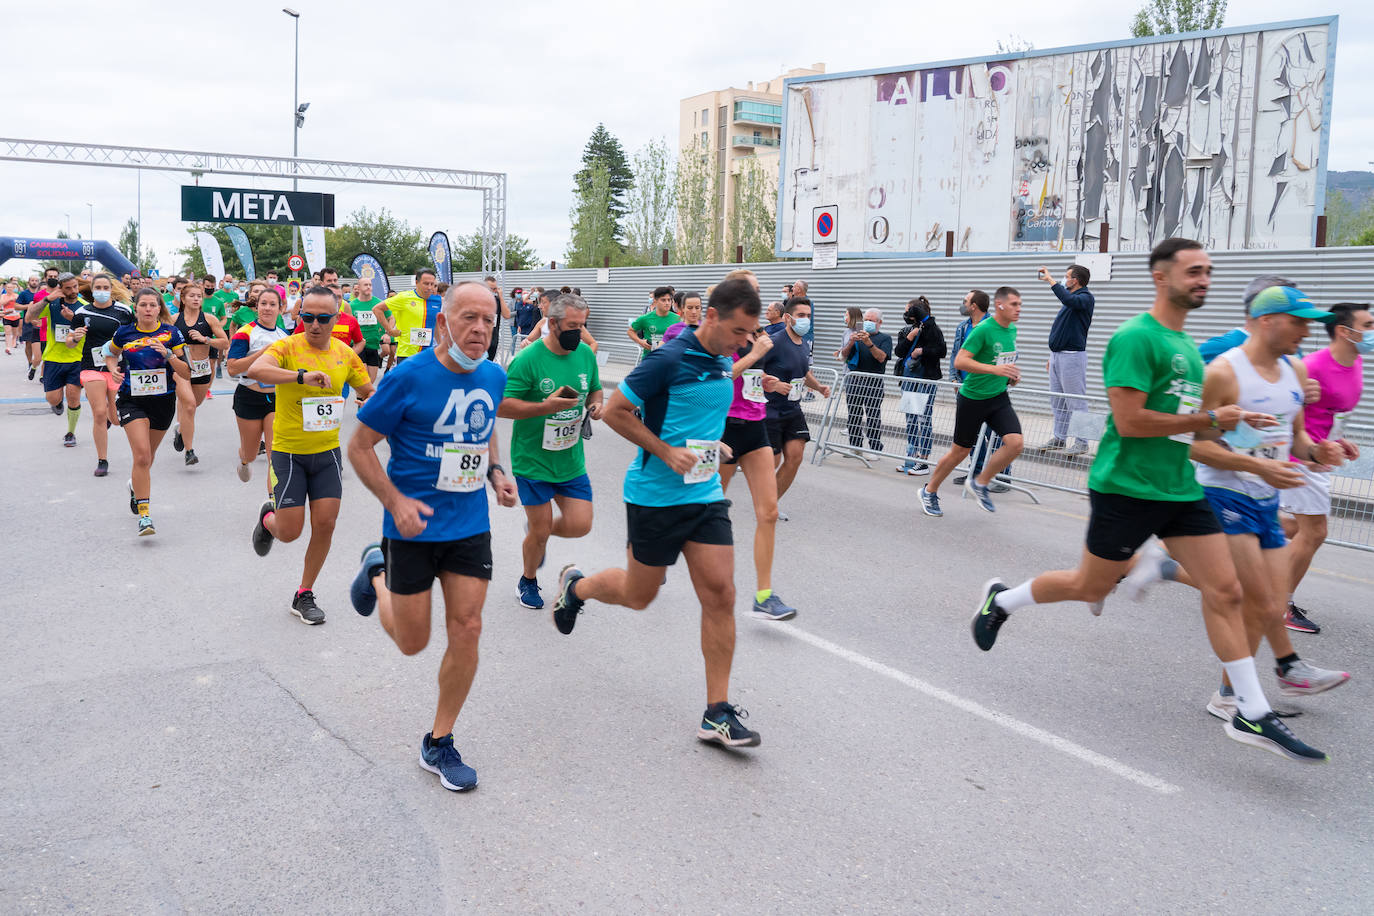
[{"xmin": 809, "ymin": 370, "xmax": 1374, "ymax": 552}]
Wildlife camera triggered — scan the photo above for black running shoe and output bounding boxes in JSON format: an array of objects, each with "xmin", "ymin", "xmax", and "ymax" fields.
[
  {"xmin": 1226, "ymin": 712, "xmax": 1328, "ymax": 763},
  {"xmin": 94, "ymin": 459, "xmax": 108, "ymax": 478},
  {"xmin": 252, "ymin": 500, "xmax": 275, "ymax": 557},
  {"xmin": 291, "ymin": 589, "xmax": 325, "ymax": 625},
  {"xmin": 184, "ymin": 449, "xmax": 199, "ymax": 466},
  {"xmin": 258, "ymin": 440, "xmax": 267, "ymax": 455},
  {"xmin": 552, "ymin": 564, "xmax": 584, "ymax": 635},
  {"xmin": 63, "ymin": 432, "xmax": 76, "ymax": 447},
  {"xmin": 172, "ymin": 425, "xmax": 184, "ymax": 452},
  {"xmin": 128, "ymin": 480, "xmax": 137, "ymax": 516},
  {"xmin": 971, "ymin": 578, "xmax": 1009, "ymax": 651},
  {"xmin": 28, "ymin": 366, "xmax": 36, "ymax": 381},
  {"xmin": 1285, "ymin": 602, "xmax": 1321, "ymax": 635},
  {"xmin": 51, "ymin": 403, "xmax": 63, "ymax": 416},
  {"xmin": 698, "ymin": 702, "xmax": 761, "ymax": 748}
]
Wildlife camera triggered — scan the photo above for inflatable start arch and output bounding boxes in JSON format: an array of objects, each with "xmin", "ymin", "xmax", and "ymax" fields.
[{"xmin": 0, "ymin": 236, "xmax": 138, "ymax": 277}]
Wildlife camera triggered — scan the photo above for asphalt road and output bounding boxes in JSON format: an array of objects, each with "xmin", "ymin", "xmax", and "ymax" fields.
[{"xmin": 1, "ymin": 360, "xmax": 1371, "ymax": 914}]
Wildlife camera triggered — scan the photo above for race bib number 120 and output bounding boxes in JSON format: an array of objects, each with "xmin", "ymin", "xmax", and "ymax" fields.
[{"xmin": 129, "ymin": 368, "xmax": 167, "ymax": 396}]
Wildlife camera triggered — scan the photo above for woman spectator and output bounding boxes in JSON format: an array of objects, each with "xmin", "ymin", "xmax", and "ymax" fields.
[{"xmin": 893, "ymin": 296, "xmax": 946, "ymax": 476}]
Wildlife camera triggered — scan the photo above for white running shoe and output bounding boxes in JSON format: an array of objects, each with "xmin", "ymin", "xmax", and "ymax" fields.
[{"xmin": 1120, "ymin": 539, "xmax": 1169, "ymax": 602}]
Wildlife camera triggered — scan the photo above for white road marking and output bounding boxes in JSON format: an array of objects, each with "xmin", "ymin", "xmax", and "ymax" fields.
[{"xmin": 775, "ymin": 625, "xmax": 1182, "ymax": 795}]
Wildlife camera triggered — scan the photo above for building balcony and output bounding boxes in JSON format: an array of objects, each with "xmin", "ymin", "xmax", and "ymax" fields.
[
  {"xmin": 732, "ymin": 135, "xmax": 779, "ymax": 148},
  {"xmin": 732, "ymin": 100, "xmax": 781, "ymax": 126}
]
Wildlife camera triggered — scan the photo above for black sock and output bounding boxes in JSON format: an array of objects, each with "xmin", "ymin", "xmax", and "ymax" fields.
[{"xmin": 1275, "ymin": 652, "xmax": 1300, "ymax": 673}]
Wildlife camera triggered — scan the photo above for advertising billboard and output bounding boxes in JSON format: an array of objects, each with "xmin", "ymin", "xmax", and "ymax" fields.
[{"xmin": 776, "ymin": 17, "xmax": 1337, "ymax": 257}]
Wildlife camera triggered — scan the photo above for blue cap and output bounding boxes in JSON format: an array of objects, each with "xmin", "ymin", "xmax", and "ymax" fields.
[{"xmin": 1249, "ymin": 286, "xmax": 1334, "ymax": 322}]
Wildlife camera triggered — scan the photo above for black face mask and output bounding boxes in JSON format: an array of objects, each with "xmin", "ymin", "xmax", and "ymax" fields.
[
  {"xmin": 556, "ymin": 327, "xmax": 582, "ymax": 352},
  {"xmin": 46, "ymin": 278, "xmax": 58, "ymax": 288}
]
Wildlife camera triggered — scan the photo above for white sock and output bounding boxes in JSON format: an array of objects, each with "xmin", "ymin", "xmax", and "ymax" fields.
[
  {"xmin": 1221, "ymin": 657, "xmax": 1272, "ymax": 720},
  {"xmin": 995, "ymin": 580, "xmax": 1037, "ymax": 612}
]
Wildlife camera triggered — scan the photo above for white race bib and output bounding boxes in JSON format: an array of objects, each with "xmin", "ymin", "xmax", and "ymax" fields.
[
  {"xmin": 355, "ymin": 310, "xmax": 377, "ymax": 326},
  {"xmin": 787, "ymin": 377, "xmax": 805, "ymax": 402},
  {"xmin": 742, "ymin": 369, "xmax": 766, "ymax": 403},
  {"xmin": 1168, "ymin": 389, "xmax": 1203, "ymax": 444},
  {"xmin": 684, "ymin": 438, "xmax": 720, "ymax": 485},
  {"xmin": 189, "ymin": 358, "xmax": 211, "ymax": 378},
  {"xmin": 437, "ymin": 442, "xmax": 487, "ymax": 492},
  {"xmin": 995, "ymin": 350, "xmax": 1018, "ymax": 366},
  {"xmin": 301, "ymin": 396, "xmax": 344, "ymax": 431},
  {"xmin": 129, "ymin": 368, "xmax": 167, "ymax": 396},
  {"xmin": 1330, "ymin": 411, "xmax": 1352, "ymax": 441},
  {"xmin": 542, "ymin": 411, "xmax": 583, "ymax": 452},
  {"xmin": 54, "ymin": 325, "xmax": 71, "ymax": 343},
  {"xmin": 409, "ymin": 327, "xmax": 433, "ymax": 347}
]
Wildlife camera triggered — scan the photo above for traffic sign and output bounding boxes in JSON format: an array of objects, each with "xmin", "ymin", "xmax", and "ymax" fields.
[
  {"xmin": 287, "ymin": 254, "xmax": 305, "ymax": 273},
  {"xmin": 812, "ymin": 205, "xmax": 838, "ymax": 245}
]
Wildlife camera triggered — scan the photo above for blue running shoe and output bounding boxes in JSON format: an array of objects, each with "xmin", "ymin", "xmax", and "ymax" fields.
[
  {"xmin": 419, "ymin": 733, "xmax": 478, "ymax": 791},
  {"xmin": 518, "ymin": 576, "xmax": 544, "ymax": 609},
  {"xmin": 751, "ymin": 593, "xmax": 797, "ymax": 621},
  {"xmin": 552, "ymin": 564, "xmax": 584, "ymax": 635},
  {"xmin": 919, "ymin": 486, "xmax": 943, "ymax": 518},
  {"xmin": 698, "ymin": 702, "xmax": 761, "ymax": 748},
  {"xmin": 966, "ymin": 477, "xmax": 996, "ymax": 513},
  {"xmin": 351, "ymin": 542, "xmax": 384, "ymax": 617}
]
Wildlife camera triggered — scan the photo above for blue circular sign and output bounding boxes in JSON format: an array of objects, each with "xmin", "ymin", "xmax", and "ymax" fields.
[{"xmin": 817, "ymin": 213, "xmax": 834, "ymax": 237}]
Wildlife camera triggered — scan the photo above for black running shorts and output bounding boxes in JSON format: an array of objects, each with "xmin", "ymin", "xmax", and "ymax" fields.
[
  {"xmin": 721, "ymin": 417, "xmax": 771, "ymax": 464},
  {"xmin": 270, "ymin": 448, "xmax": 343, "ymax": 510},
  {"xmin": 952, "ymin": 391, "xmax": 1021, "ymax": 449},
  {"xmin": 232, "ymin": 386, "xmax": 275, "ymax": 421},
  {"xmin": 382, "ymin": 532, "xmax": 493, "ymax": 594},
  {"xmin": 625, "ymin": 500, "xmax": 732, "ymax": 567},
  {"xmin": 360, "ymin": 347, "xmax": 382, "ymax": 368},
  {"xmin": 116, "ymin": 393, "xmax": 176, "ymax": 431},
  {"xmin": 764, "ymin": 409, "xmax": 810, "ymax": 453},
  {"xmin": 1085, "ymin": 489, "xmax": 1222, "ymax": 561}
]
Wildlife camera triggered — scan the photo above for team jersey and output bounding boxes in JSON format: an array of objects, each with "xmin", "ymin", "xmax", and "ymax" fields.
[
  {"xmin": 71, "ymin": 301, "xmax": 135, "ymax": 369},
  {"xmin": 111, "ymin": 323, "xmax": 186, "ymax": 398},
  {"xmin": 957, "ymin": 318, "xmax": 1018, "ymax": 400},
  {"xmin": 350, "ymin": 297, "xmax": 387, "ymax": 348},
  {"xmin": 618, "ymin": 328, "xmax": 733, "ymax": 507},
  {"xmin": 760, "ymin": 328, "xmax": 811, "ymax": 419},
  {"xmin": 1088, "ymin": 312, "xmax": 1205, "ymax": 502},
  {"xmin": 356, "ymin": 349, "xmax": 507, "ymax": 542},
  {"xmin": 227, "ymin": 321, "xmax": 290, "ymax": 391},
  {"xmin": 262, "ymin": 334, "xmax": 370, "ymax": 455},
  {"xmin": 630, "ymin": 310, "xmax": 677, "ymax": 360},
  {"xmin": 503, "ymin": 339, "xmax": 601, "ymax": 483},
  {"xmin": 37, "ymin": 297, "xmax": 87, "ymax": 364},
  {"xmin": 291, "ymin": 311, "xmax": 363, "ymax": 349},
  {"xmin": 1195, "ymin": 347, "xmax": 1303, "ymax": 500},
  {"xmin": 1302, "ymin": 347, "xmax": 1364, "ymax": 441},
  {"xmin": 385, "ymin": 291, "xmax": 434, "ymax": 359}
]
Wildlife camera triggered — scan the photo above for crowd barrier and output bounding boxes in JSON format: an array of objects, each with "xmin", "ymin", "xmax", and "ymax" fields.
[{"xmin": 809, "ymin": 370, "xmax": 1374, "ymax": 553}]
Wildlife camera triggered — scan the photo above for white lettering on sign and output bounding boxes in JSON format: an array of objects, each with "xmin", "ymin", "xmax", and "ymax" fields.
[
  {"xmin": 210, "ymin": 191, "xmax": 298, "ymax": 224},
  {"xmin": 243, "ymin": 195, "xmax": 259, "ymax": 220},
  {"xmin": 272, "ymin": 196, "xmax": 294, "ymax": 221},
  {"xmin": 212, "ymin": 192, "xmax": 240, "ymax": 220}
]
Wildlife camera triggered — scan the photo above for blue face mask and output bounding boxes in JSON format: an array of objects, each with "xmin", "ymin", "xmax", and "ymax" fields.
[
  {"xmin": 792, "ymin": 317, "xmax": 811, "ymax": 337},
  {"xmin": 1222, "ymin": 420, "xmax": 1265, "ymax": 450},
  {"xmin": 1352, "ymin": 328, "xmax": 1374, "ymax": 355},
  {"xmin": 863, "ymin": 320, "xmax": 876, "ymax": 334},
  {"xmin": 92, "ymin": 290, "xmax": 111, "ymax": 304},
  {"xmin": 447, "ymin": 338, "xmax": 487, "ymax": 371}
]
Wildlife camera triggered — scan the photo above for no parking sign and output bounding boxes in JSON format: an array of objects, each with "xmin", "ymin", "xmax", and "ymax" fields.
[{"xmin": 812, "ymin": 205, "xmax": 837, "ymax": 245}]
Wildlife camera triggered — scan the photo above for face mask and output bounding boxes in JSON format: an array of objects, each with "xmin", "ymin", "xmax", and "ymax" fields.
[
  {"xmin": 1348, "ymin": 328, "xmax": 1374, "ymax": 354},
  {"xmin": 46, "ymin": 278, "xmax": 58, "ymax": 288},
  {"xmin": 92, "ymin": 290, "xmax": 111, "ymax": 304},
  {"xmin": 447, "ymin": 337, "xmax": 487, "ymax": 371},
  {"xmin": 792, "ymin": 317, "xmax": 811, "ymax": 337},
  {"xmin": 959, "ymin": 304, "xmax": 970, "ymax": 317},
  {"xmin": 863, "ymin": 320, "xmax": 877, "ymax": 333},
  {"xmin": 556, "ymin": 327, "xmax": 582, "ymax": 352},
  {"xmin": 1222, "ymin": 421, "xmax": 1265, "ymax": 450}
]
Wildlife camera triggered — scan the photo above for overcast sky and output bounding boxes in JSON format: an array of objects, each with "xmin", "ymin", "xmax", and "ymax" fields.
[{"xmin": 2, "ymin": 0, "xmax": 1369, "ymax": 276}]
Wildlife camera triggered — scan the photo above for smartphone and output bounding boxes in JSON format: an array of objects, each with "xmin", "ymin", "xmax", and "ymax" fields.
[{"xmin": 554, "ymin": 385, "xmax": 577, "ymax": 398}]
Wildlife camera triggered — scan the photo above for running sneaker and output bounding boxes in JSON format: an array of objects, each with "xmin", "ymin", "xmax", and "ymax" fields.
[
  {"xmin": 62, "ymin": 432, "xmax": 76, "ymax": 447},
  {"xmin": 777, "ymin": 509, "xmax": 790, "ymax": 522},
  {"xmin": 291, "ymin": 589, "xmax": 325, "ymax": 625},
  {"xmin": 952, "ymin": 474, "xmax": 967, "ymax": 485},
  {"xmin": 966, "ymin": 477, "xmax": 996, "ymax": 513},
  {"xmin": 184, "ymin": 449, "xmax": 199, "ymax": 466},
  {"xmin": 258, "ymin": 440, "xmax": 267, "ymax": 456},
  {"xmin": 1087, "ymin": 598, "xmax": 1105, "ymax": 617},
  {"xmin": 919, "ymin": 487, "xmax": 943, "ymax": 518},
  {"xmin": 971, "ymin": 578, "xmax": 1009, "ymax": 651},
  {"xmin": 1276, "ymin": 659, "xmax": 1350, "ymax": 697},
  {"xmin": 1225, "ymin": 712, "xmax": 1328, "ymax": 763},
  {"xmin": 419, "ymin": 732, "xmax": 478, "ymax": 791},
  {"xmin": 1120, "ymin": 539, "xmax": 1168, "ymax": 602},
  {"xmin": 50, "ymin": 403, "xmax": 63, "ymax": 416},
  {"xmin": 1062, "ymin": 440, "xmax": 1089, "ymax": 457},
  {"xmin": 237, "ymin": 462, "xmax": 251, "ymax": 483},
  {"xmin": 517, "ymin": 576, "xmax": 544, "ymax": 610},
  {"xmin": 350, "ymin": 543, "xmax": 384, "ymax": 617},
  {"xmin": 896, "ymin": 462, "xmax": 930, "ymax": 476},
  {"xmin": 552, "ymin": 564, "xmax": 584, "ymax": 635},
  {"xmin": 752, "ymin": 593, "xmax": 797, "ymax": 621},
  {"xmin": 251, "ymin": 500, "xmax": 275, "ymax": 557},
  {"xmin": 988, "ymin": 481, "xmax": 1011, "ymax": 494},
  {"xmin": 27, "ymin": 366, "xmax": 35, "ymax": 380},
  {"xmin": 93, "ymin": 459, "xmax": 108, "ymax": 478},
  {"xmin": 1038, "ymin": 436, "xmax": 1066, "ymax": 451},
  {"xmin": 698, "ymin": 702, "xmax": 760, "ymax": 748},
  {"xmin": 1285, "ymin": 602, "xmax": 1321, "ymax": 635},
  {"xmin": 137, "ymin": 516, "xmax": 156, "ymax": 537},
  {"xmin": 128, "ymin": 480, "xmax": 137, "ymax": 516},
  {"xmin": 172, "ymin": 425, "xmax": 184, "ymax": 452},
  {"xmin": 1206, "ymin": 689, "xmax": 1237, "ymax": 721}
]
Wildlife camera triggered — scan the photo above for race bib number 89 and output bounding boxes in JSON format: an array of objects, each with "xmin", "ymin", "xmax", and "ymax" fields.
[{"xmin": 437, "ymin": 442, "xmax": 487, "ymax": 492}]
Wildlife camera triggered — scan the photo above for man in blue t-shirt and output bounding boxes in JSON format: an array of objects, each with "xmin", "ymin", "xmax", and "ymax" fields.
[
  {"xmin": 549, "ymin": 276, "xmax": 766, "ymax": 751},
  {"xmin": 346, "ymin": 281, "xmax": 519, "ymax": 793}
]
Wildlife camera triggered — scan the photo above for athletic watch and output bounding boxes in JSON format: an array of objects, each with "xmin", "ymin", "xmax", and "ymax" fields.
[
  {"xmin": 296, "ymin": 368, "xmax": 305, "ymax": 385},
  {"xmin": 486, "ymin": 463, "xmax": 505, "ymax": 481}
]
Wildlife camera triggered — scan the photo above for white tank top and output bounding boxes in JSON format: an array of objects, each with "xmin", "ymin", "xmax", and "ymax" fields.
[
  {"xmin": 234, "ymin": 323, "xmax": 288, "ymax": 390},
  {"xmin": 1194, "ymin": 347, "xmax": 1300, "ymax": 499}
]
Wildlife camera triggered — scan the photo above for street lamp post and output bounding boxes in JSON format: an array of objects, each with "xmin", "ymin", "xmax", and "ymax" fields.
[
  {"xmin": 284, "ymin": 7, "xmax": 302, "ymax": 275},
  {"xmin": 86, "ymin": 203, "xmax": 94, "ymax": 272}
]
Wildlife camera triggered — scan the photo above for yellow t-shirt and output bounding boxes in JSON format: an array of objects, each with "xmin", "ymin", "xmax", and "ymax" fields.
[
  {"xmin": 41, "ymin": 297, "xmax": 88, "ymax": 364},
  {"xmin": 263, "ymin": 334, "xmax": 370, "ymax": 455},
  {"xmin": 385, "ymin": 291, "xmax": 430, "ymax": 359}
]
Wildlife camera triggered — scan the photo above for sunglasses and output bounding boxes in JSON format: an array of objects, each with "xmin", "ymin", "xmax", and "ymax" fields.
[{"xmin": 298, "ymin": 312, "xmax": 337, "ymax": 324}]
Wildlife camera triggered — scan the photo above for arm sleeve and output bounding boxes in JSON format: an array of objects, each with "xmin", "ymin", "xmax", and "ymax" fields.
[
  {"xmin": 347, "ymin": 317, "xmax": 363, "ymax": 346},
  {"xmin": 264, "ymin": 336, "xmax": 292, "ymax": 369},
  {"xmin": 925, "ymin": 322, "xmax": 948, "ymax": 360},
  {"xmin": 227, "ymin": 332, "xmax": 251, "ymax": 360},
  {"xmin": 878, "ymin": 334, "xmax": 893, "ymax": 358},
  {"xmin": 355, "ymin": 374, "xmax": 404, "ymax": 436},
  {"xmin": 588, "ymin": 356, "xmax": 602, "ymax": 394},
  {"xmin": 502, "ymin": 351, "xmax": 535, "ymax": 399},
  {"xmin": 958, "ymin": 320, "xmax": 985, "ymax": 356},
  {"xmin": 893, "ymin": 327, "xmax": 914, "ymax": 359},
  {"xmin": 347, "ymin": 352, "xmax": 370, "ymax": 388},
  {"xmin": 619, "ymin": 347, "xmax": 675, "ymax": 409},
  {"xmin": 1101, "ymin": 330, "xmax": 1153, "ymax": 392}
]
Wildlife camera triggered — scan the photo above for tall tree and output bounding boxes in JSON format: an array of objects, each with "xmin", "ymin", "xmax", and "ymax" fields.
[
  {"xmin": 574, "ymin": 124, "xmax": 634, "ymax": 247},
  {"xmin": 727, "ymin": 157, "xmax": 778, "ymax": 264},
  {"xmin": 566, "ymin": 163, "xmax": 620, "ymax": 268},
  {"xmin": 1130, "ymin": 0, "xmax": 1227, "ymax": 37},
  {"xmin": 623, "ymin": 137, "xmax": 677, "ymax": 266},
  {"xmin": 450, "ymin": 232, "xmax": 541, "ymax": 272},
  {"xmin": 116, "ymin": 217, "xmax": 159, "ymax": 274},
  {"xmin": 177, "ymin": 223, "xmax": 293, "ymax": 277},
  {"xmin": 673, "ymin": 146, "xmax": 720, "ymax": 264},
  {"xmin": 1325, "ymin": 189, "xmax": 1374, "ymax": 246}
]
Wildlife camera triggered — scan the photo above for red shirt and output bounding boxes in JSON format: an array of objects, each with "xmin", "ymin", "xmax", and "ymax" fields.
[{"xmin": 292, "ymin": 311, "xmax": 362, "ymax": 348}]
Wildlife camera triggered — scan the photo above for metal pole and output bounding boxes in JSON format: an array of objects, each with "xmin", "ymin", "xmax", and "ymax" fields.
[
  {"xmin": 136, "ymin": 168, "xmax": 141, "ymax": 270},
  {"xmin": 292, "ymin": 12, "xmax": 300, "ymax": 271},
  {"xmin": 87, "ymin": 203, "xmax": 94, "ymax": 272}
]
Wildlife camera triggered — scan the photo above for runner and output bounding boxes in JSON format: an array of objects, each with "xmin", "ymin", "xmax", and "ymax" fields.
[
  {"xmin": 969, "ymin": 239, "xmax": 1328, "ymax": 763},
  {"xmin": 376, "ymin": 269, "xmax": 439, "ymax": 365},
  {"xmin": 349, "ymin": 276, "xmax": 387, "ymax": 384},
  {"xmin": 549, "ymin": 276, "xmax": 766, "ymax": 749},
  {"xmin": 18, "ymin": 275, "xmax": 43, "ymax": 378},
  {"xmin": 108, "ymin": 287, "xmax": 191, "ymax": 536},
  {"xmin": 1279, "ymin": 302, "xmax": 1370, "ymax": 632},
  {"xmin": 661, "ymin": 290, "xmax": 703, "ymax": 343},
  {"xmin": 226, "ymin": 288, "xmax": 288, "ymax": 486},
  {"xmin": 522, "ymin": 289, "xmax": 599, "ymax": 352},
  {"xmin": 1, "ymin": 279, "xmax": 20, "ymax": 354},
  {"xmin": 199, "ymin": 275, "xmax": 233, "ymax": 381},
  {"xmin": 496, "ymin": 293, "xmax": 603, "ymax": 609},
  {"xmin": 759, "ymin": 296, "xmax": 831, "ymax": 501},
  {"xmin": 25, "ymin": 271, "xmax": 86, "ymax": 446},
  {"xmin": 170, "ymin": 283, "xmax": 229, "ymax": 466},
  {"xmin": 71, "ymin": 273, "xmax": 135, "ymax": 476},
  {"xmin": 919, "ymin": 286, "xmax": 1025, "ymax": 516},
  {"xmin": 627, "ymin": 287, "xmax": 676, "ymax": 361},
  {"xmin": 246, "ymin": 286, "xmax": 375, "ymax": 625},
  {"xmin": 346, "ymin": 281, "xmax": 516, "ymax": 792}
]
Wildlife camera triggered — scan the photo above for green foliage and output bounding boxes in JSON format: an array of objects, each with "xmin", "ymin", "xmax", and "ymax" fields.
[
  {"xmin": 177, "ymin": 223, "xmax": 292, "ymax": 278},
  {"xmin": 574, "ymin": 124, "xmax": 634, "ymax": 247},
  {"xmin": 450, "ymin": 232, "xmax": 541, "ymax": 272},
  {"xmin": 1130, "ymin": 0, "xmax": 1227, "ymax": 37},
  {"xmin": 116, "ymin": 217, "xmax": 159, "ymax": 274},
  {"xmin": 1352, "ymin": 226, "xmax": 1374, "ymax": 247},
  {"xmin": 326, "ymin": 206, "xmax": 430, "ymax": 277},
  {"xmin": 728, "ymin": 157, "xmax": 778, "ymax": 263},
  {"xmin": 1325, "ymin": 189, "xmax": 1374, "ymax": 246},
  {"xmin": 673, "ymin": 147, "xmax": 720, "ymax": 264},
  {"xmin": 566, "ymin": 163, "xmax": 621, "ymax": 268},
  {"xmin": 623, "ymin": 137, "xmax": 677, "ymax": 266}
]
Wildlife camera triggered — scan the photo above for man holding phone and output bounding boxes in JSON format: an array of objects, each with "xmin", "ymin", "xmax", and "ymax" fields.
[
  {"xmin": 498, "ymin": 293, "xmax": 603, "ymax": 610},
  {"xmin": 1037, "ymin": 263, "xmax": 1095, "ymax": 456}
]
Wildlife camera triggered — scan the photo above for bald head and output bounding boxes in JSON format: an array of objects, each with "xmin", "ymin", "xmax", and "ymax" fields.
[{"xmin": 439, "ymin": 281, "xmax": 497, "ymax": 363}]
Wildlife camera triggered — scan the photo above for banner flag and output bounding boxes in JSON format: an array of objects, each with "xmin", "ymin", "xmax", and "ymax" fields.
[
  {"xmin": 194, "ymin": 231, "xmax": 226, "ymax": 281},
  {"xmin": 223, "ymin": 226, "xmax": 256, "ymax": 280},
  {"xmin": 300, "ymin": 226, "xmax": 327, "ymax": 277},
  {"xmin": 428, "ymin": 231, "xmax": 453, "ymax": 285},
  {"xmin": 350, "ymin": 252, "xmax": 390, "ymax": 299}
]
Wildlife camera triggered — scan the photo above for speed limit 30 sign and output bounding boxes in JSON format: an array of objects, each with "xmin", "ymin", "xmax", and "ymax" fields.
[{"xmin": 287, "ymin": 254, "xmax": 305, "ymax": 272}]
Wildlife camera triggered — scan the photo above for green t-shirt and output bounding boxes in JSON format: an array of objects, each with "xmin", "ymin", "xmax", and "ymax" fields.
[
  {"xmin": 503, "ymin": 339, "xmax": 602, "ymax": 483},
  {"xmin": 350, "ymin": 297, "xmax": 387, "ymax": 348},
  {"xmin": 203, "ymin": 295, "xmax": 227, "ymax": 322},
  {"xmin": 630, "ymin": 310, "xmax": 677, "ymax": 361},
  {"xmin": 1087, "ymin": 312, "xmax": 1204, "ymax": 502},
  {"xmin": 957, "ymin": 317, "xmax": 1017, "ymax": 400}
]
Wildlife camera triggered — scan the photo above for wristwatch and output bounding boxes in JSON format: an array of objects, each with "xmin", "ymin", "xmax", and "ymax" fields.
[
  {"xmin": 486, "ymin": 463, "xmax": 505, "ymax": 481},
  {"xmin": 296, "ymin": 368, "xmax": 305, "ymax": 385}
]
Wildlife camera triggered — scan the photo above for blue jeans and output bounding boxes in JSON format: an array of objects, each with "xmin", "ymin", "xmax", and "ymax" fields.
[{"xmin": 900, "ymin": 379, "xmax": 937, "ymax": 468}]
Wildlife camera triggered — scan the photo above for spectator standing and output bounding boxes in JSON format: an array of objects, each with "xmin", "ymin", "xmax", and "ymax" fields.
[
  {"xmin": 1037, "ymin": 263, "xmax": 1095, "ymax": 456},
  {"xmin": 894, "ymin": 297, "xmax": 947, "ymax": 475},
  {"xmin": 839, "ymin": 307, "xmax": 892, "ymax": 453}
]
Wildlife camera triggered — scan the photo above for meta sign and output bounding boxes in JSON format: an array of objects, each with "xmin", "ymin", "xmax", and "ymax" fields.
[{"xmin": 181, "ymin": 185, "xmax": 335, "ymax": 227}]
